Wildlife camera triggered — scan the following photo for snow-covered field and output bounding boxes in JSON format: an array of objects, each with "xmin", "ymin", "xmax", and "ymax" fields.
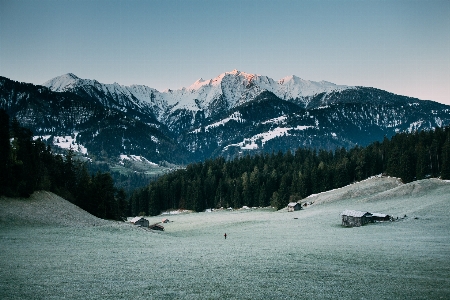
[
  {"xmin": 225, "ymin": 125, "xmax": 315, "ymax": 150},
  {"xmin": 1, "ymin": 178, "xmax": 449, "ymax": 299},
  {"xmin": 34, "ymin": 133, "xmax": 88, "ymax": 155}
]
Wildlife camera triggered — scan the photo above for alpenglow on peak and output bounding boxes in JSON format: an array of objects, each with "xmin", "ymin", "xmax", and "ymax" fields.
[{"xmin": 43, "ymin": 70, "xmax": 355, "ymax": 117}]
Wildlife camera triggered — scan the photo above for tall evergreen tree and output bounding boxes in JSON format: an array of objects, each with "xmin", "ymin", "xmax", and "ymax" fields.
[
  {"xmin": 441, "ymin": 134, "xmax": 450, "ymax": 180},
  {"xmin": 75, "ymin": 164, "xmax": 92, "ymax": 210},
  {"xmin": 116, "ymin": 188, "xmax": 128, "ymax": 220},
  {"xmin": 0, "ymin": 109, "xmax": 10, "ymax": 195},
  {"xmin": 10, "ymin": 118, "xmax": 35, "ymax": 196},
  {"xmin": 91, "ymin": 172, "xmax": 117, "ymax": 219},
  {"xmin": 415, "ymin": 142, "xmax": 429, "ymax": 180}
]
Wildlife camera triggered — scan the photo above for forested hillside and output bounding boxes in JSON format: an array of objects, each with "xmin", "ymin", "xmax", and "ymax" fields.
[
  {"xmin": 130, "ymin": 126, "xmax": 450, "ymax": 215},
  {"xmin": 3, "ymin": 104, "xmax": 450, "ymax": 219},
  {"xmin": 0, "ymin": 109, "xmax": 127, "ymax": 221}
]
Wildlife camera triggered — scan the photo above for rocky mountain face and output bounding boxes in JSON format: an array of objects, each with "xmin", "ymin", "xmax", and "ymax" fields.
[
  {"xmin": 0, "ymin": 76, "xmax": 189, "ymax": 164},
  {"xmin": 1, "ymin": 70, "xmax": 449, "ymax": 165}
]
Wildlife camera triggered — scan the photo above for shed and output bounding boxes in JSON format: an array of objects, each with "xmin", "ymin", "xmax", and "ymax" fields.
[
  {"xmin": 372, "ymin": 213, "xmax": 391, "ymax": 222},
  {"xmin": 287, "ymin": 202, "xmax": 302, "ymax": 212},
  {"xmin": 130, "ymin": 216, "xmax": 149, "ymax": 228},
  {"xmin": 149, "ymin": 223, "xmax": 164, "ymax": 231},
  {"xmin": 340, "ymin": 210, "xmax": 372, "ymax": 227}
]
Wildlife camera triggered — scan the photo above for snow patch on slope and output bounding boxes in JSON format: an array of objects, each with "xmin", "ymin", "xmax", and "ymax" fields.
[
  {"xmin": 262, "ymin": 116, "xmax": 287, "ymax": 125},
  {"xmin": 34, "ymin": 133, "xmax": 88, "ymax": 154},
  {"xmin": 224, "ymin": 126, "xmax": 313, "ymax": 150},
  {"xmin": 408, "ymin": 120, "xmax": 424, "ymax": 133},
  {"xmin": 119, "ymin": 155, "xmax": 158, "ymax": 166},
  {"xmin": 205, "ymin": 112, "xmax": 244, "ymax": 131}
]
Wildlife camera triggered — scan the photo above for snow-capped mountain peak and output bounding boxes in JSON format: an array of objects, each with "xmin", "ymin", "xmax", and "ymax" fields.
[
  {"xmin": 66, "ymin": 73, "xmax": 79, "ymax": 79},
  {"xmin": 223, "ymin": 69, "xmax": 257, "ymax": 82},
  {"xmin": 43, "ymin": 73, "xmax": 81, "ymax": 92},
  {"xmin": 43, "ymin": 70, "xmax": 356, "ymax": 122},
  {"xmin": 189, "ymin": 78, "xmax": 209, "ymax": 90},
  {"xmin": 276, "ymin": 75, "xmax": 351, "ymax": 98}
]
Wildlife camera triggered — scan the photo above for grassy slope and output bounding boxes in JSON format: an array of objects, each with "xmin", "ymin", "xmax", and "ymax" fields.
[
  {"xmin": 0, "ymin": 191, "xmax": 109, "ymax": 227},
  {"xmin": 0, "ymin": 178, "xmax": 449, "ymax": 299}
]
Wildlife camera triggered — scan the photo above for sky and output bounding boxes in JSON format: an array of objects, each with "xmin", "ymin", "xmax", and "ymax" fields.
[{"xmin": 1, "ymin": 0, "xmax": 449, "ymax": 105}]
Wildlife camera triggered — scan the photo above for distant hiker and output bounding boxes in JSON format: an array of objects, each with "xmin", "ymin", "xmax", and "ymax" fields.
[{"xmin": 224, "ymin": 233, "xmax": 227, "ymax": 239}]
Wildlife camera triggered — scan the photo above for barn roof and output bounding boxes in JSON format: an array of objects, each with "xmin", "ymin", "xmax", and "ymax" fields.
[
  {"xmin": 130, "ymin": 216, "xmax": 144, "ymax": 223},
  {"xmin": 372, "ymin": 213, "xmax": 389, "ymax": 218},
  {"xmin": 340, "ymin": 210, "xmax": 372, "ymax": 217},
  {"xmin": 149, "ymin": 223, "xmax": 164, "ymax": 230},
  {"xmin": 288, "ymin": 202, "xmax": 300, "ymax": 207}
]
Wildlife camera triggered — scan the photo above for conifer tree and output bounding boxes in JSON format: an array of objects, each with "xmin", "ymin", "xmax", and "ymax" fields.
[
  {"xmin": 91, "ymin": 172, "xmax": 117, "ymax": 219},
  {"xmin": 75, "ymin": 164, "xmax": 92, "ymax": 210},
  {"xmin": 63, "ymin": 147, "xmax": 77, "ymax": 202},
  {"xmin": 10, "ymin": 118, "xmax": 35, "ymax": 196},
  {"xmin": 400, "ymin": 148, "xmax": 415, "ymax": 183},
  {"xmin": 278, "ymin": 173, "xmax": 291, "ymax": 207},
  {"xmin": 116, "ymin": 188, "xmax": 128, "ymax": 220},
  {"xmin": 241, "ymin": 172, "xmax": 251, "ymax": 207},
  {"xmin": 0, "ymin": 109, "xmax": 10, "ymax": 194},
  {"xmin": 441, "ymin": 134, "xmax": 450, "ymax": 180},
  {"xmin": 258, "ymin": 183, "xmax": 267, "ymax": 207},
  {"xmin": 415, "ymin": 142, "xmax": 428, "ymax": 180}
]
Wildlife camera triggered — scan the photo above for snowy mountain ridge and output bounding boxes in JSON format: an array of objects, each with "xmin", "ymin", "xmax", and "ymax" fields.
[
  {"xmin": 3, "ymin": 71, "xmax": 450, "ymax": 165},
  {"xmin": 43, "ymin": 70, "xmax": 353, "ymax": 121},
  {"xmin": 44, "ymin": 73, "xmax": 166, "ymax": 121}
]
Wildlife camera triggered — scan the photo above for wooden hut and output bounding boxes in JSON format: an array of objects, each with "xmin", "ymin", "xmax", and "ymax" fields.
[
  {"xmin": 340, "ymin": 210, "xmax": 372, "ymax": 227},
  {"xmin": 287, "ymin": 202, "xmax": 302, "ymax": 212},
  {"xmin": 149, "ymin": 223, "xmax": 164, "ymax": 231},
  {"xmin": 371, "ymin": 213, "xmax": 391, "ymax": 222},
  {"xmin": 130, "ymin": 216, "xmax": 149, "ymax": 227}
]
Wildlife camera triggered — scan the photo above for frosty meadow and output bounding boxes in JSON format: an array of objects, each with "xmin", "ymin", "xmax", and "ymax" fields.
[{"xmin": 1, "ymin": 176, "xmax": 449, "ymax": 299}]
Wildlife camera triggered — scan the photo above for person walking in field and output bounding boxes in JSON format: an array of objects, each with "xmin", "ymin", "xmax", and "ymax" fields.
[{"xmin": 224, "ymin": 233, "xmax": 227, "ymax": 239}]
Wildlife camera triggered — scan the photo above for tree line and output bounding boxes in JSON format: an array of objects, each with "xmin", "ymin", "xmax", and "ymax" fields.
[
  {"xmin": 130, "ymin": 125, "xmax": 450, "ymax": 215},
  {"xmin": 2, "ymin": 106, "xmax": 450, "ymax": 219},
  {"xmin": 0, "ymin": 109, "xmax": 127, "ymax": 221}
]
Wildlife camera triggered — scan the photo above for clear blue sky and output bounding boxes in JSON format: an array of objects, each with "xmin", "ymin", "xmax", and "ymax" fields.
[{"xmin": 1, "ymin": 0, "xmax": 449, "ymax": 104}]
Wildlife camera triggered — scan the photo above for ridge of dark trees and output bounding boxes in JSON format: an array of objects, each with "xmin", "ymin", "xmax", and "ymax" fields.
[
  {"xmin": 2, "ymin": 106, "xmax": 450, "ymax": 219},
  {"xmin": 130, "ymin": 125, "xmax": 450, "ymax": 215},
  {"xmin": 0, "ymin": 109, "xmax": 127, "ymax": 221}
]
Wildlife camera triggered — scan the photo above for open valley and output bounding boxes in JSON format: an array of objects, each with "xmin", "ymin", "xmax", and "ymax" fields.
[{"xmin": 1, "ymin": 177, "xmax": 449, "ymax": 299}]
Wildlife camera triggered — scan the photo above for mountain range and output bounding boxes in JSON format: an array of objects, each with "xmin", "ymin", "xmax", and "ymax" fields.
[{"xmin": 1, "ymin": 70, "xmax": 449, "ymax": 166}]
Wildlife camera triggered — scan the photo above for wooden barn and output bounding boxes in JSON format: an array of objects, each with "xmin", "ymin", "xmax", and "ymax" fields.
[
  {"xmin": 372, "ymin": 213, "xmax": 392, "ymax": 222},
  {"xmin": 130, "ymin": 216, "xmax": 149, "ymax": 228},
  {"xmin": 287, "ymin": 202, "xmax": 302, "ymax": 212},
  {"xmin": 340, "ymin": 210, "xmax": 372, "ymax": 227},
  {"xmin": 149, "ymin": 223, "xmax": 164, "ymax": 231}
]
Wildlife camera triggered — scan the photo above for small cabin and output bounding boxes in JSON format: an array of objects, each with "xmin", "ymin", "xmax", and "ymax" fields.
[
  {"xmin": 149, "ymin": 223, "xmax": 164, "ymax": 231},
  {"xmin": 130, "ymin": 216, "xmax": 149, "ymax": 228},
  {"xmin": 372, "ymin": 213, "xmax": 391, "ymax": 222},
  {"xmin": 287, "ymin": 202, "xmax": 302, "ymax": 212},
  {"xmin": 340, "ymin": 210, "xmax": 372, "ymax": 227}
]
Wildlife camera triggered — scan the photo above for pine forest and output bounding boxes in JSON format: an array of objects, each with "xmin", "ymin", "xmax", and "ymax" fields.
[{"xmin": 1, "ymin": 108, "xmax": 450, "ymax": 218}]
